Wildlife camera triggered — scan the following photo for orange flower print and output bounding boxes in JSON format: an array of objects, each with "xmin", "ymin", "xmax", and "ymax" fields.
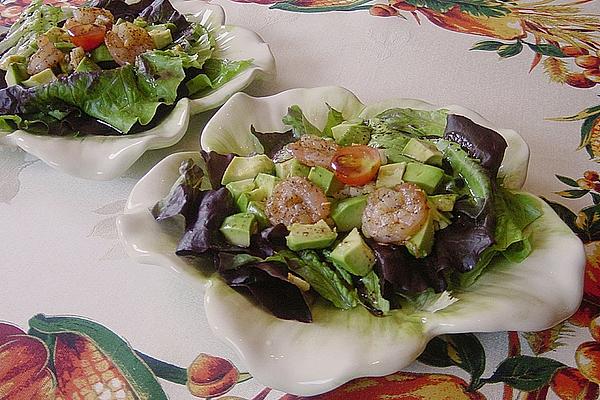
[{"xmin": 0, "ymin": 322, "xmax": 56, "ymax": 400}]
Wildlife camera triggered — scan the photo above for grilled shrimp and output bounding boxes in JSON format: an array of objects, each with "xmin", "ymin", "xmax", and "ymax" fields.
[
  {"xmin": 64, "ymin": 7, "xmax": 114, "ymax": 29},
  {"xmin": 27, "ymin": 35, "xmax": 65, "ymax": 75},
  {"xmin": 104, "ymin": 22, "xmax": 155, "ymax": 65},
  {"xmin": 362, "ymin": 183, "xmax": 429, "ymax": 245},
  {"xmin": 288, "ymin": 135, "xmax": 339, "ymax": 169},
  {"xmin": 265, "ymin": 176, "xmax": 331, "ymax": 227}
]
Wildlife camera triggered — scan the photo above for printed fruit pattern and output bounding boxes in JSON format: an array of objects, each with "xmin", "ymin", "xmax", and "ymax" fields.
[{"xmin": 0, "ymin": 315, "xmax": 249, "ymax": 400}]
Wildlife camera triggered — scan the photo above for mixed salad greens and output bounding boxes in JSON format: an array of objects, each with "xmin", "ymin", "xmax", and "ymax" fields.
[
  {"xmin": 0, "ymin": 0, "xmax": 251, "ymax": 135},
  {"xmin": 152, "ymin": 105, "xmax": 543, "ymax": 323}
]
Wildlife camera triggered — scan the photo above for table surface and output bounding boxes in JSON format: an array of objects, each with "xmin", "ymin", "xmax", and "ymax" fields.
[{"xmin": 1, "ymin": 0, "xmax": 600, "ymax": 398}]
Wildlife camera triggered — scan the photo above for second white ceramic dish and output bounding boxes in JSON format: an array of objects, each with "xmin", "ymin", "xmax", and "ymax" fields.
[
  {"xmin": 0, "ymin": 1, "xmax": 275, "ymax": 180},
  {"xmin": 117, "ymin": 86, "xmax": 585, "ymax": 395}
]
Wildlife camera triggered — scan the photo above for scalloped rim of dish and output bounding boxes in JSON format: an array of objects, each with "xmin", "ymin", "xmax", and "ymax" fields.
[
  {"xmin": 117, "ymin": 86, "xmax": 585, "ymax": 396},
  {"xmin": 0, "ymin": 1, "xmax": 275, "ymax": 180}
]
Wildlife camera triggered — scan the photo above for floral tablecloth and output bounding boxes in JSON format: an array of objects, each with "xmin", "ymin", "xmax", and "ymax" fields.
[{"xmin": 1, "ymin": 0, "xmax": 600, "ymax": 398}]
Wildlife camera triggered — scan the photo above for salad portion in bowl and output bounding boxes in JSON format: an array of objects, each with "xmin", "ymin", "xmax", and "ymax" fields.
[
  {"xmin": 117, "ymin": 87, "xmax": 585, "ymax": 395},
  {"xmin": 0, "ymin": 0, "xmax": 274, "ymax": 179}
]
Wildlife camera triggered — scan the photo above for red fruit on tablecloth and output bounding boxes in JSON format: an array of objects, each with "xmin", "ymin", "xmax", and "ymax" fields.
[
  {"xmin": 569, "ymin": 242, "xmax": 600, "ymax": 327},
  {"xmin": 0, "ymin": 323, "xmax": 56, "ymax": 399},
  {"xmin": 551, "ymin": 367, "xmax": 599, "ymax": 400},
  {"xmin": 575, "ymin": 341, "xmax": 600, "ymax": 384},
  {"xmin": 279, "ymin": 372, "xmax": 486, "ymax": 399}
]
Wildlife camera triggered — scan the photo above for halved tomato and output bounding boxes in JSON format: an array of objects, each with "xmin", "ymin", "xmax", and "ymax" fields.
[
  {"xmin": 68, "ymin": 24, "xmax": 106, "ymax": 52},
  {"xmin": 331, "ymin": 145, "xmax": 381, "ymax": 186}
]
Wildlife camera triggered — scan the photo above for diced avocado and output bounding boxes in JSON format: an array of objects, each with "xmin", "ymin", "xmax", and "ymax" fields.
[
  {"xmin": 405, "ymin": 213, "xmax": 435, "ymax": 258},
  {"xmin": 91, "ymin": 44, "xmax": 113, "ymax": 63},
  {"xmin": 236, "ymin": 188, "xmax": 267, "ymax": 212},
  {"xmin": 286, "ymin": 220, "xmax": 337, "ymax": 251},
  {"xmin": 44, "ymin": 27, "xmax": 69, "ymax": 43},
  {"xmin": 402, "ymin": 162, "xmax": 444, "ymax": 194},
  {"xmin": 331, "ymin": 120, "xmax": 372, "ymax": 146},
  {"xmin": 149, "ymin": 28, "xmax": 173, "ymax": 49},
  {"xmin": 308, "ymin": 166, "xmax": 342, "ymax": 195},
  {"xmin": 5, "ymin": 63, "xmax": 28, "ymax": 87},
  {"xmin": 254, "ymin": 173, "xmax": 280, "ymax": 197},
  {"xmin": 275, "ymin": 158, "xmax": 310, "ymax": 179},
  {"xmin": 75, "ymin": 57, "xmax": 101, "ymax": 73},
  {"xmin": 21, "ymin": 68, "xmax": 56, "ymax": 88},
  {"xmin": 54, "ymin": 41, "xmax": 75, "ymax": 52},
  {"xmin": 402, "ymin": 138, "xmax": 443, "ymax": 166},
  {"xmin": 219, "ymin": 213, "xmax": 258, "ymax": 248},
  {"xmin": 330, "ymin": 228, "xmax": 375, "ymax": 276},
  {"xmin": 429, "ymin": 204, "xmax": 452, "ymax": 230},
  {"xmin": 429, "ymin": 194, "xmax": 457, "ymax": 212},
  {"xmin": 376, "ymin": 162, "xmax": 406, "ymax": 189},
  {"xmin": 246, "ymin": 201, "xmax": 269, "ymax": 229},
  {"xmin": 0, "ymin": 55, "xmax": 26, "ymax": 70},
  {"xmin": 331, "ymin": 195, "xmax": 368, "ymax": 232},
  {"xmin": 384, "ymin": 150, "xmax": 417, "ymax": 164},
  {"xmin": 147, "ymin": 22, "xmax": 177, "ymax": 32},
  {"xmin": 186, "ymin": 74, "xmax": 211, "ymax": 96},
  {"xmin": 221, "ymin": 154, "xmax": 275, "ymax": 185},
  {"xmin": 226, "ymin": 178, "xmax": 256, "ymax": 200}
]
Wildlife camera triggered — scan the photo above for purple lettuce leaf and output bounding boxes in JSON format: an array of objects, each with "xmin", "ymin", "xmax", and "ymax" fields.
[
  {"xmin": 444, "ymin": 114, "xmax": 508, "ymax": 176},
  {"xmin": 250, "ymin": 125, "xmax": 296, "ymax": 158},
  {"xmin": 220, "ymin": 261, "xmax": 312, "ymax": 322},
  {"xmin": 176, "ymin": 187, "xmax": 236, "ymax": 255},
  {"xmin": 152, "ymin": 159, "xmax": 205, "ymax": 228},
  {"xmin": 201, "ymin": 150, "xmax": 236, "ymax": 189}
]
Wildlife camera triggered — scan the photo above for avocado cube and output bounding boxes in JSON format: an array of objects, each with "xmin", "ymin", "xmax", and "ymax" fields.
[
  {"xmin": 275, "ymin": 158, "xmax": 310, "ymax": 179},
  {"xmin": 22, "ymin": 68, "xmax": 56, "ymax": 88},
  {"xmin": 219, "ymin": 213, "xmax": 258, "ymax": 248},
  {"xmin": 226, "ymin": 178, "xmax": 256, "ymax": 200},
  {"xmin": 221, "ymin": 155, "xmax": 275, "ymax": 185},
  {"xmin": 254, "ymin": 173, "xmax": 280, "ymax": 197},
  {"xmin": 308, "ymin": 166, "xmax": 342, "ymax": 195},
  {"xmin": 286, "ymin": 220, "xmax": 337, "ymax": 251},
  {"xmin": 54, "ymin": 41, "xmax": 75, "ymax": 51},
  {"xmin": 149, "ymin": 28, "xmax": 173, "ymax": 49},
  {"xmin": 5, "ymin": 62, "xmax": 29, "ymax": 87},
  {"xmin": 236, "ymin": 188, "xmax": 267, "ymax": 212},
  {"xmin": 0, "ymin": 55, "xmax": 26, "ymax": 70},
  {"xmin": 402, "ymin": 138, "xmax": 443, "ymax": 166},
  {"xmin": 246, "ymin": 201, "xmax": 270, "ymax": 229},
  {"xmin": 376, "ymin": 162, "xmax": 406, "ymax": 189},
  {"xmin": 429, "ymin": 194, "xmax": 457, "ymax": 212},
  {"xmin": 91, "ymin": 44, "xmax": 113, "ymax": 63},
  {"xmin": 75, "ymin": 57, "xmax": 101, "ymax": 73},
  {"xmin": 331, "ymin": 195, "xmax": 368, "ymax": 232},
  {"xmin": 330, "ymin": 228, "xmax": 375, "ymax": 276},
  {"xmin": 405, "ymin": 213, "xmax": 435, "ymax": 258},
  {"xmin": 403, "ymin": 162, "xmax": 444, "ymax": 194},
  {"xmin": 332, "ymin": 120, "xmax": 372, "ymax": 146}
]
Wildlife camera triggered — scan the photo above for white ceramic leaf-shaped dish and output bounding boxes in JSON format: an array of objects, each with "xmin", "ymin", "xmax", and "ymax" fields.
[
  {"xmin": 117, "ymin": 87, "xmax": 585, "ymax": 396},
  {"xmin": 0, "ymin": 1, "xmax": 275, "ymax": 180}
]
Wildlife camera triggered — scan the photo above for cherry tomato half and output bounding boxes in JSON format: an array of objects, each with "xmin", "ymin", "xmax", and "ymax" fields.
[
  {"xmin": 331, "ymin": 145, "xmax": 381, "ymax": 186},
  {"xmin": 68, "ymin": 24, "xmax": 106, "ymax": 52}
]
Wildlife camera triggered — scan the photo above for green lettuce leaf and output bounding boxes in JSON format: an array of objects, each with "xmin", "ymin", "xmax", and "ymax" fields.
[
  {"xmin": 282, "ymin": 104, "xmax": 323, "ymax": 137},
  {"xmin": 172, "ymin": 22, "xmax": 214, "ymax": 67},
  {"xmin": 457, "ymin": 189, "xmax": 543, "ymax": 288},
  {"xmin": 0, "ymin": 51, "xmax": 185, "ymax": 133},
  {"xmin": 358, "ymin": 271, "xmax": 390, "ymax": 315},
  {"xmin": 322, "ymin": 104, "xmax": 344, "ymax": 137},
  {"xmin": 287, "ymin": 250, "xmax": 358, "ymax": 310},
  {"xmin": 367, "ymin": 108, "xmax": 448, "ymax": 137}
]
